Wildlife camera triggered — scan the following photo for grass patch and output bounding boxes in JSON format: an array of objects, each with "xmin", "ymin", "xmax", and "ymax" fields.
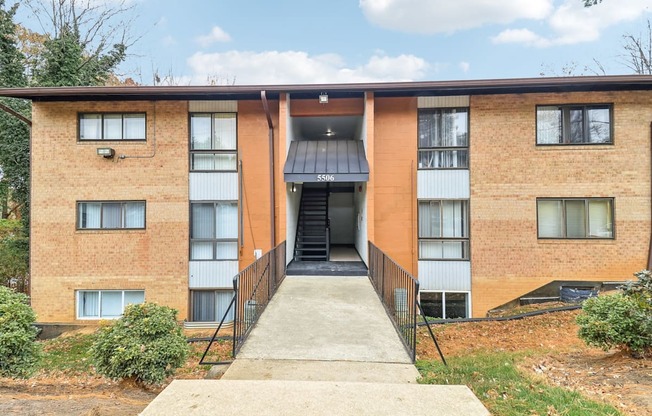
[
  {"xmin": 417, "ymin": 352, "xmax": 620, "ymax": 416},
  {"xmin": 39, "ymin": 334, "xmax": 96, "ymax": 375}
]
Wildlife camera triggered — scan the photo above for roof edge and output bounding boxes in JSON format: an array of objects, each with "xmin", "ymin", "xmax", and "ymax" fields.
[{"xmin": 1, "ymin": 75, "xmax": 651, "ymax": 101}]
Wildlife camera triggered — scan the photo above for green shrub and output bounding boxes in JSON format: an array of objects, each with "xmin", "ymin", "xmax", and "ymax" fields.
[
  {"xmin": 577, "ymin": 293, "xmax": 652, "ymax": 355},
  {"xmin": 0, "ymin": 286, "xmax": 41, "ymax": 377},
  {"xmin": 91, "ymin": 302, "xmax": 189, "ymax": 385}
]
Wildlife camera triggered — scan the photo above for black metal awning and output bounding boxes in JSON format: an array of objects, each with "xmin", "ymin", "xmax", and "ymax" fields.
[{"xmin": 283, "ymin": 140, "xmax": 369, "ymax": 182}]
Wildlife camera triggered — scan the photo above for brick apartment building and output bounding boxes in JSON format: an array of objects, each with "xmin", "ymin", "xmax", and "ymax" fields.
[{"xmin": 0, "ymin": 75, "xmax": 650, "ymax": 324}]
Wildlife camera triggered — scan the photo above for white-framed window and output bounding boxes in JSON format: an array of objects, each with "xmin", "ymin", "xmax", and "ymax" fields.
[
  {"xmin": 536, "ymin": 105, "xmax": 612, "ymax": 145},
  {"xmin": 79, "ymin": 113, "xmax": 146, "ymax": 141},
  {"xmin": 76, "ymin": 290, "xmax": 145, "ymax": 319},
  {"xmin": 77, "ymin": 201, "xmax": 145, "ymax": 230},
  {"xmin": 190, "ymin": 290, "xmax": 235, "ymax": 322},
  {"xmin": 418, "ymin": 108, "xmax": 469, "ymax": 169},
  {"xmin": 190, "ymin": 201, "xmax": 238, "ymax": 260},
  {"xmin": 537, "ymin": 198, "xmax": 614, "ymax": 239},
  {"xmin": 420, "ymin": 291, "xmax": 469, "ymax": 319},
  {"xmin": 418, "ymin": 199, "xmax": 469, "ymax": 260},
  {"xmin": 190, "ymin": 113, "xmax": 237, "ymax": 171}
]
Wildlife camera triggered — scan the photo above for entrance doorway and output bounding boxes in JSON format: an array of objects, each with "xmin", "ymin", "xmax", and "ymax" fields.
[{"xmin": 286, "ymin": 183, "xmax": 367, "ymax": 276}]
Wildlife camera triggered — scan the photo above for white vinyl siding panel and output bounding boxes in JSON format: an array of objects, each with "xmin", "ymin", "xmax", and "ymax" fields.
[
  {"xmin": 418, "ymin": 261, "xmax": 471, "ymax": 291},
  {"xmin": 189, "ymin": 101, "xmax": 238, "ymax": 112},
  {"xmin": 417, "ymin": 170, "xmax": 470, "ymax": 199},
  {"xmin": 189, "ymin": 260, "xmax": 239, "ymax": 288},
  {"xmin": 189, "ymin": 172, "xmax": 238, "ymax": 200},
  {"xmin": 418, "ymin": 96, "xmax": 470, "ymax": 108}
]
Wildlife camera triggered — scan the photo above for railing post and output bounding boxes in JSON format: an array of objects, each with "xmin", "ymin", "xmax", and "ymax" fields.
[
  {"xmin": 232, "ymin": 275, "xmax": 239, "ymax": 359},
  {"xmin": 412, "ymin": 280, "xmax": 419, "ymax": 362}
]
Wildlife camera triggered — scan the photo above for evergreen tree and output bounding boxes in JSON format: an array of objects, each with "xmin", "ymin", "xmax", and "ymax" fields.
[{"xmin": 0, "ymin": 1, "xmax": 30, "ymax": 293}]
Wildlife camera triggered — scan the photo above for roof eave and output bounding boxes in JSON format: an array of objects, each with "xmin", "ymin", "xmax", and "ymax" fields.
[{"xmin": 1, "ymin": 75, "xmax": 651, "ymax": 101}]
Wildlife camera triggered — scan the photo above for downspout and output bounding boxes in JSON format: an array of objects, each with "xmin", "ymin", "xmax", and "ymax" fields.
[
  {"xmin": 648, "ymin": 122, "xmax": 652, "ymax": 270},
  {"xmin": 261, "ymin": 91, "xmax": 275, "ymax": 249}
]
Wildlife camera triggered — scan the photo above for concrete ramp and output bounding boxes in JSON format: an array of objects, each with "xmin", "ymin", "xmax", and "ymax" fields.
[
  {"xmin": 141, "ymin": 380, "xmax": 489, "ymax": 416},
  {"xmin": 141, "ymin": 276, "xmax": 489, "ymax": 415}
]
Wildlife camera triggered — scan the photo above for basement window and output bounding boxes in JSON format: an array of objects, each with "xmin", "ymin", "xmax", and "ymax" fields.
[
  {"xmin": 190, "ymin": 290, "xmax": 235, "ymax": 322},
  {"xmin": 420, "ymin": 291, "xmax": 469, "ymax": 319},
  {"xmin": 76, "ymin": 290, "xmax": 144, "ymax": 319}
]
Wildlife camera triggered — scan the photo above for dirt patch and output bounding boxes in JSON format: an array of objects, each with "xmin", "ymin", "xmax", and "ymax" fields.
[
  {"xmin": 0, "ymin": 339, "xmax": 228, "ymax": 416},
  {"xmin": 0, "ymin": 375, "xmax": 159, "ymax": 416},
  {"xmin": 417, "ymin": 309, "xmax": 652, "ymax": 415},
  {"xmin": 525, "ymin": 351, "xmax": 652, "ymax": 415}
]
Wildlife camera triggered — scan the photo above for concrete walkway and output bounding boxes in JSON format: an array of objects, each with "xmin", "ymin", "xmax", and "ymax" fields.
[{"xmin": 141, "ymin": 276, "xmax": 489, "ymax": 415}]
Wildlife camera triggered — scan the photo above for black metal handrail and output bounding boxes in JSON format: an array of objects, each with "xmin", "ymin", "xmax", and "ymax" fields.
[
  {"xmin": 233, "ymin": 241, "xmax": 286, "ymax": 356},
  {"xmin": 199, "ymin": 241, "xmax": 287, "ymax": 365},
  {"xmin": 368, "ymin": 241, "xmax": 446, "ymax": 365}
]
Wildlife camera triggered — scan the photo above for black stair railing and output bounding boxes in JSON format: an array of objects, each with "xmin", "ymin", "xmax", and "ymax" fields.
[
  {"xmin": 199, "ymin": 241, "xmax": 287, "ymax": 365},
  {"xmin": 367, "ymin": 241, "xmax": 446, "ymax": 365}
]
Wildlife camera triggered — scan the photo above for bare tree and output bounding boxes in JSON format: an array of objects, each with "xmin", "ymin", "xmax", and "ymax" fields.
[
  {"xmin": 23, "ymin": 0, "xmax": 140, "ymax": 81},
  {"xmin": 621, "ymin": 19, "xmax": 652, "ymax": 75}
]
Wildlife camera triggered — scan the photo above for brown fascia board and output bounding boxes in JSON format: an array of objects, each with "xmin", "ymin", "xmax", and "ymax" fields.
[{"xmin": 1, "ymin": 75, "xmax": 652, "ymax": 101}]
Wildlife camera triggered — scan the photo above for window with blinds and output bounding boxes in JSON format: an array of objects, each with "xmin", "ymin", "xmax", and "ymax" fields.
[
  {"xmin": 190, "ymin": 113, "xmax": 237, "ymax": 171},
  {"xmin": 418, "ymin": 199, "xmax": 469, "ymax": 260},
  {"xmin": 190, "ymin": 201, "xmax": 238, "ymax": 260},
  {"xmin": 76, "ymin": 290, "xmax": 144, "ymax": 319},
  {"xmin": 418, "ymin": 108, "xmax": 469, "ymax": 169},
  {"xmin": 537, "ymin": 198, "xmax": 614, "ymax": 239},
  {"xmin": 79, "ymin": 113, "xmax": 146, "ymax": 141},
  {"xmin": 536, "ymin": 105, "xmax": 612, "ymax": 145},
  {"xmin": 77, "ymin": 201, "xmax": 145, "ymax": 230}
]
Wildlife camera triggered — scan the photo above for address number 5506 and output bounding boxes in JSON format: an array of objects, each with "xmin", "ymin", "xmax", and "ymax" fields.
[{"xmin": 317, "ymin": 174, "xmax": 335, "ymax": 182}]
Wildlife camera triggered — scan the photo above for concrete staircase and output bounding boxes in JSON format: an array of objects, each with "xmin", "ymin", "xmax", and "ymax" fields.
[{"xmin": 141, "ymin": 276, "xmax": 489, "ymax": 415}]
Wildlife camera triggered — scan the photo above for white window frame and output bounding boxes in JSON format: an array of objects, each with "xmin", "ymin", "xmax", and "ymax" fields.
[
  {"xmin": 76, "ymin": 290, "xmax": 145, "ymax": 320},
  {"xmin": 419, "ymin": 290, "xmax": 471, "ymax": 320}
]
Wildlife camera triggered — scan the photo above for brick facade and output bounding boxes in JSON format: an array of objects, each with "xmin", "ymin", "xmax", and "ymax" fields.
[
  {"xmin": 31, "ymin": 101, "xmax": 190, "ymax": 322},
  {"xmin": 470, "ymin": 92, "xmax": 650, "ymax": 315},
  {"xmin": 26, "ymin": 85, "xmax": 652, "ymax": 322}
]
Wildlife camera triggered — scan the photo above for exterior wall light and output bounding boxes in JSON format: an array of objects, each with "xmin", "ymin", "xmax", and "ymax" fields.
[
  {"xmin": 319, "ymin": 92, "xmax": 328, "ymax": 104},
  {"xmin": 96, "ymin": 147, "xmax": 115, "ymax": 158}
]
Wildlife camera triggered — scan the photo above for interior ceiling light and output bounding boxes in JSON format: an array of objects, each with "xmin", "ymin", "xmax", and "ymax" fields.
[{"xmin": 323, "ymin": 129, "xmax": 336, "ymax": 137}]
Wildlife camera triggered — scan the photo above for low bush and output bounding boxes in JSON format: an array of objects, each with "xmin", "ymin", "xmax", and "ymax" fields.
[
  {"xmin": 577, "ymin": 270, "xmax": 652, "ymax": 356},
  {"xmin": 0, "ymin": 286, "xmax": 41, "ymax": 377},
  {"xmin": 91, "ymin": 302, "xmax": 189, "ymax": 385}
]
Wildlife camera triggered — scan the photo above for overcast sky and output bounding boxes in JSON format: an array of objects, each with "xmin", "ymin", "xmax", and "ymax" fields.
[{"xmin": 15, "ymin": 0, "xmax": 652, "ymax": 85}]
